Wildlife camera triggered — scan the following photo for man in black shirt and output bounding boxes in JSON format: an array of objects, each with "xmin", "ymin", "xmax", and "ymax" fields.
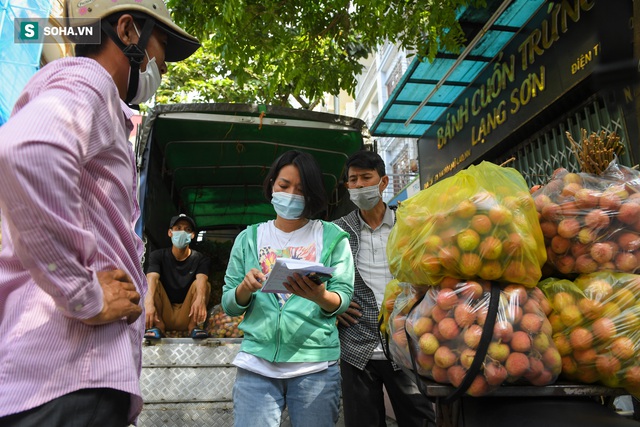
[{"xmin": 144, "ymin": 214, "xmax": 211, "ymax": 339}]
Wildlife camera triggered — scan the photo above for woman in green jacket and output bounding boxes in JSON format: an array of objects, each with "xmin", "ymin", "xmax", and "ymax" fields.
[{"xmin": 222, "ymin": 150, "xmax": 355, "ymax": 427}]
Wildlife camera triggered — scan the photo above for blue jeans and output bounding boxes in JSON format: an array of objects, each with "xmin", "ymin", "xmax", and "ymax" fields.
[{"xmin": 233, "ymin": 365, "xmax": 341, "ymax": 427}]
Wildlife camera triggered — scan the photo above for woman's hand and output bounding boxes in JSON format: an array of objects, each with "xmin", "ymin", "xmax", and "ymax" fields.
[
  {"xmin": 284, "ymin": 273, "xmax": 341, "ymax": 312},
  {"xmin": 235, "ymin": 268, "xmax": 266, "ymax": 306}
]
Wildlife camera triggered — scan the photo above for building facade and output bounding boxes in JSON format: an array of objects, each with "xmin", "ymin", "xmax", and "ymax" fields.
[{"xmin": 352, "ymin": 42, "xmax": 420, "ymax": 204}]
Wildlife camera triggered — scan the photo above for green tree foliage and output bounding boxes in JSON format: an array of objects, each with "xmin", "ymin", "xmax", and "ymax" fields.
[{"xmin": 158, "ymin": 0, "xmax": 485, "ymax": 107}]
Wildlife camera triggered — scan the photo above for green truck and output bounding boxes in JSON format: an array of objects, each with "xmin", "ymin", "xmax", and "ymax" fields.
[{"xmin": 135, "ymin": 103, "xmax": 372, "ymax": 426}]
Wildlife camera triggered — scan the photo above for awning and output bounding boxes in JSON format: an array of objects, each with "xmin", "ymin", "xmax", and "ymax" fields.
[{"xmin": 370, "ymin": 0, "xmax": 545, "ymax": 138}]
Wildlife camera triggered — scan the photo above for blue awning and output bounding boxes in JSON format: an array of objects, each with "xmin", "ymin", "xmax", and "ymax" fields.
[
  {"xmin": 0, "ymin": 0, "xmax": 53, "ymax": 126},
  {"xmin": 370, "ymin": 0, "xmax": 545, "ymax": 138}
]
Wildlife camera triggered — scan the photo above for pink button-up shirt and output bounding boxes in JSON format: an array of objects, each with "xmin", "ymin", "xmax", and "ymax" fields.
[{"xmin": 0, "ymin": 57, "xmax": 147, "ymax": 423}]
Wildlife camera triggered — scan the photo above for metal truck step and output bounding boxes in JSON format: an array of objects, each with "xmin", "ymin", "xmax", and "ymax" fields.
[{"xmin": 139, "ymin": 338, "xmax": 398, "ymax": 427}]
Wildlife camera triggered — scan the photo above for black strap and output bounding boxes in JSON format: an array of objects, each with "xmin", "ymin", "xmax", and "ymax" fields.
[
  {"xmin": 441, "ymin": 282, "xmax": 501, "ymax": 403},
  {"xmin": 101, "ymin": 17, "xmax": 155, "ymax": 105},
  {"xmin": 378, "ymin": 311, "xmax": 393, "ymax": 361},
  {"xmin": 402, "ymin": 283, "xmax": 501, "ymax": 403}
]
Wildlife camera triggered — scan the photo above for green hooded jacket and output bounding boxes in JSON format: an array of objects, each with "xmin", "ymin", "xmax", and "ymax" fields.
[{"xmin": 222, "ymin": 220, "xmax": 354, "ymax": 362}]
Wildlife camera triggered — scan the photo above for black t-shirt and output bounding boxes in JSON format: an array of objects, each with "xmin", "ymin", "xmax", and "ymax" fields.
[{"xmin": 147, "ymin": 248, "xmax": 211, "ymax": 304}]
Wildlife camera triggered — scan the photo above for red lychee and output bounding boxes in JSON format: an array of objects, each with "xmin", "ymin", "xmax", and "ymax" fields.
[
  {"xmin": 454, "ymin": 303, "xmax": 477, "ymax": 328},
  {"xmin": 466, "ymin": 375, "xmax": 490, "ymax": 397},
  {"xmin": 505, "ymin": 352, "xmax": 530, "ymax": 377},
  {"xmin": 484, "ymin": 362, "xmax": 508, "ymax": 386},
  {"xmin": 438, "ymin": 317, "xmax": 460, "ymax": 341},
  {"xmin": 618, "ymin": 202, "xmax": 640, "ymax": 225},
  {"xmin": 550, "ymin": 235, "xmax": 571, "ymax": 254},
  {"xmin": 470, "ymin": 214, "xmax": 493, "ymax": 235},
  {"xmin": 569, "ymin": 327, "xmax": 593, "ymax": 351},
  {"xmin": 463, "ymin": 324, "xmax": 483, "ymax": 349},
  {"xmin": 520, "ymin": 313, "xmax": 543, "ymax": 334},
  {"xmin": 595, "ymin": 354, "xmax": 621, "ymax": 377},
  {"xmin": 493, "ymin": 320, "xmax": 514, "ymax": 343},
  {"xmin": 510, "ymin": 331, "xmax": 532, "ymax": 352},
  {"xmin": 592, "ymin": 317, "xmax": 617, "ymax": 342},
  {"xmin": 447, "ymin": 364, "xmax": 467, "ymax": 387},
  {"xmin": 615, "ymin": 252, "xmax": 638, "ymax": 272},
  {"xmin": 590, "ymin": 242, "xmax": 614, "ymax": 264},
  {"xmin": 557, "ymin": 218, "xmax": 581, "ymax": 239},
  {"xmin": 436, "ymin": 288, "xmax": 459, "ymax": 311},
  {"xmin": 584, "ymin": 209, "xmax": 610, "ymax": 229}
]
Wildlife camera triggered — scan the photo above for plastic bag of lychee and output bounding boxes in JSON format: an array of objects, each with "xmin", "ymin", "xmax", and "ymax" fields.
[
  {"xmin": 379, "ymin": 279, "xmax": 402, "ymax": 338},
  {"xmin": 384, "ymin": 281, "xmax": 427, "ymax": 369},
  {"xmin": 387, "ymin": 161, "xmax": 547, "ymax": 288},
  {"xmin": 540, "ymin": 272, "xmax": 640, "ymax": 395},
  {"xmin": 387, "ymin": 278, "xmax": 561, "ymax": 399},
  {"xmin": 532, "ymin": 160, "xmax": 640, "ymax": 277}
]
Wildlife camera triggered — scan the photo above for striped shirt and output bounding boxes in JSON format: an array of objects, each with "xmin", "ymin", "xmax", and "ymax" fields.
[
  {"xmin": 356, "ymin": 207, "xmax": 395, "ymax": 359},
  {"xmin": 0, "ymin": 57, "xmax": 146, "ymax": 423}
]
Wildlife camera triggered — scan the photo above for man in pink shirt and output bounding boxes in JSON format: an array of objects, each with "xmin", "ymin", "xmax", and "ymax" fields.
[{"xmin": 0, "ymin": 1, "xmax": 199, "ymax": 426}]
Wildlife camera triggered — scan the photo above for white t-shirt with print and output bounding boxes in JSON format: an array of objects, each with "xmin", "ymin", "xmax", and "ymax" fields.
[{"xmin": 234, "ymin": 219, "xmax": 331, "ymax": 379}]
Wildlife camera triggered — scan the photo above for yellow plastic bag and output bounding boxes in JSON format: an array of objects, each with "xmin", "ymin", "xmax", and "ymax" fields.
[
  {"xmin": 540, "ymin": 272, "xmax": 640, "ymax": 395},
  {"xmin": 387, "ymin": 161, "xmax": 546, "ymax": 287},
  {"xmin": 379, "ymin": 279, "xmax": 402, "ymax": 337}
]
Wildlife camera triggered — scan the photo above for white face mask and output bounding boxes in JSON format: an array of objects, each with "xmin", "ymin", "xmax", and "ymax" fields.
[
  {"xmin": 129, "ymin": 24, "xmax": 162, "ymax": 104},
  {"xmin": 348, "ymin": 180, "xmax": 382, "ymax": 211},
  {"xmin": 272, "ymin": 191, "xmax": 306, "ymax": 220}
]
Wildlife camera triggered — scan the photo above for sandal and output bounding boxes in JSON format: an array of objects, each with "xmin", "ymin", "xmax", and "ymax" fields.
[
  {"xmin": 190, "ymin": 328, "xmax": 209, "ymax": 339},
  {"xmin": 144, "ymin": 327, "xmax": 163, "ymax": 340}
]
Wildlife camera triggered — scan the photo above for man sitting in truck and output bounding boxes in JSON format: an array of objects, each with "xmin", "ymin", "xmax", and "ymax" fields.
[{"xmin": 144, "ymin": 214, "xmax": 211, "ymax": 339}]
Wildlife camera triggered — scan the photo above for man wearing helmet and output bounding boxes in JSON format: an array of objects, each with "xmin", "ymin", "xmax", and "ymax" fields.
[{"xmin": 0, "ymin": 1, "xmax": 199, "ymax": 426}]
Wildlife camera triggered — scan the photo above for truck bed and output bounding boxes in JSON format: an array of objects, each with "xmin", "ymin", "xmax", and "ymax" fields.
[{"xmin": 139, "ymin": 338, "xmax": 399, "ymax": 427}]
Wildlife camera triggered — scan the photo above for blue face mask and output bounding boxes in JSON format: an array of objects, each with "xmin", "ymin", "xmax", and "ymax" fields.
[
  {"xmin": 272, "ymin": 191, "xmax": 305, "ymax": 220},
  {"xmin": 171, "ymin": 230, "xmax": 192, "ymax": 249}
]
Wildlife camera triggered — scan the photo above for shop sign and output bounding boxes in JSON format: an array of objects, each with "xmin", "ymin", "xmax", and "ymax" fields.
[{"xmin": 419, "ymin": 0, "xmax": 612, "ymax": 188}]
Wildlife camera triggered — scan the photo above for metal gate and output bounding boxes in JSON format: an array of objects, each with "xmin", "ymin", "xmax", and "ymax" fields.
[{"xmin": 497, "ymin": 98, "xmax": 634, "ymax": 187}]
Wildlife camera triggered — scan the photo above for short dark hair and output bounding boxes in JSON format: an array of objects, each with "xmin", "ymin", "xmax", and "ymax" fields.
[
  {"xmin": 345, "ymin": 150, "xmax": 386, "ymax": 178},
  {"xmin": 263, "ymin": 150, "xmax": 328, "ymax": 218},
  {"xmin": 73, "ymin": 21, "xmax": 106, "ymax": 57}
]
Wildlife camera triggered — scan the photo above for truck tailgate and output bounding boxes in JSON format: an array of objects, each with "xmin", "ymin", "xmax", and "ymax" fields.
[{"xmin": 139, "ymin": 338, "xmax": 241, "ymax": 426}]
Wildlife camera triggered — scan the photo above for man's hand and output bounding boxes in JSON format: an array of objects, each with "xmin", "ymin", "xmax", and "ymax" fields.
[
  {"xmin": 189, "ymin": 297, "xmax": 207, "ymax": 325},
  {"xmin": 337, "ymin": 301, "xmax": 362, "ymax": 327},
  {"xmin": 144, "ymin": 301, "xmax": 160, "ymax": 329},
  {"xmin": 82, "ymin": 269, "xmax": 142, "ymax": 326}
]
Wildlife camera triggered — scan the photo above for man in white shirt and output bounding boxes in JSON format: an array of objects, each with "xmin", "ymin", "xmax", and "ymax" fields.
[{"xmin": 334, "ymin": 150, "xmax": 435, "ymax": 427}]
